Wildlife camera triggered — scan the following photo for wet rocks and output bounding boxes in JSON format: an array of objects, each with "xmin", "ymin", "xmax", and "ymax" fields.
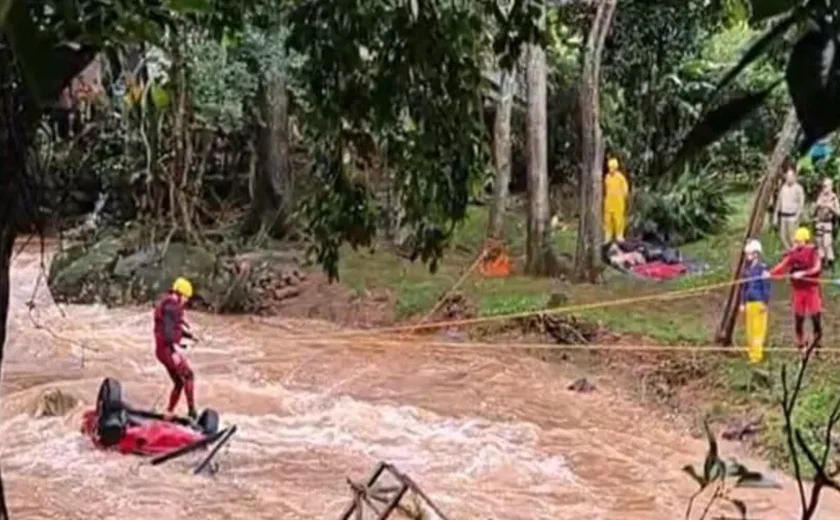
[
  {"xmin": 32, "ymin": 389, "xmax": 79, "ymax": 418},
  {"xmin": 568, "ymin": 377, "xmax": 597, "ymax": 393},
  {"xmin": 47, "ymin": 235, "xmax": 309, "ymax": 313}
]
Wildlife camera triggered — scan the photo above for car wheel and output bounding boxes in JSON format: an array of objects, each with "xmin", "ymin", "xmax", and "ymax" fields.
[
  {"xmin": 197, "ymin": 408, "xmax": 219, "ymax": 435},
  {"xmin": 96, "ymin": 378, "xmax": 126, "ymax": 447},
  {"xmin": 96, "ymin": 378, "xmax": 123, "ymax": 415}
]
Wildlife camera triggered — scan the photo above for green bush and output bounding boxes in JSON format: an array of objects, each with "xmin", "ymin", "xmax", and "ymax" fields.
[
  {"xmin": 630, "ymin": 167, "xmax": 731, "ymax": 245},
  {"xmin": 797, "ymin": 151, "xmax": 840, "ymax": 200}
]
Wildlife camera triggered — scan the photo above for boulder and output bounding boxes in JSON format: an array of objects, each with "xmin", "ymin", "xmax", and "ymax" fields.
[
  {"xmin": 49, "ymin": 237, "xmax": 124, "ymax": 304},
  {"xmin": 48, "ymin": 236, "xmax": 303, "ymax": 313},
  {"xmin": 31, "ymin": 389, "xmax": 79, "ymax": 418},
  {"xmin": 112, "ymin": 242, "xmax": 218, "ymax": 303}
]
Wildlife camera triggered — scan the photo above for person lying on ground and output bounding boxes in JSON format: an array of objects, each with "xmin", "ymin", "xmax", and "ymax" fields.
[
  {"xmin": 605, "ymin": 242, "xmax": 645, "ymax": 268},
  {"xmin": 739, "ymin": 239, "xmax": 770, "ymax": 364},
  {"xmin": 765, "ymin": 227, "xmax": 823, "ymax": 354}
]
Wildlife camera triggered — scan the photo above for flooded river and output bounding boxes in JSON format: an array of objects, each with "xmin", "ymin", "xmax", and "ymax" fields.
[{"xmin": 2, "ymin": 241, "xmax": 839, "ymax": 518}]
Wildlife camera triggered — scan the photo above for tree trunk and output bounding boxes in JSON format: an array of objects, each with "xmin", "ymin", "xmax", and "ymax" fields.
[
  {"xmin": 715, "ymin": 107, "xmax": 799, "ymax": 345},
  {"xmin": 574, "ymin": 0, "xmax": 617, "ymax": 283},
  {"xmin": 488, "ymin": 66, "xmax": 516, "ymax": 240},
  {"xmin": 0, "ymin": 58, "xmax": 27, "ymax": 520},
  {"xmin": 524, "ymin": 30, "xmax": 554, "ymax": 276},
  {"xmin": 243, "ymin": 67, "xmax": 293, "ymax": 238},
  {"xmin": 0, "ymin": 218, "xmax": 12, "ymax": 520}
]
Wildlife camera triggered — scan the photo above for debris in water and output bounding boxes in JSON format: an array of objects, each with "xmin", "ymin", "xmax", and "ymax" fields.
[
  {"xmin": 568, "ymin": 377, "xmax": 596, "ymax": 393},
  {"xmin": 430, "ymin": 291, "xmax": 476, "ymax": 322},
  {"xmin": 338, "ymin": 462, "xmax": 451, "ymax": 520},
  {"xmin": 721, "ymin": 416, "xmax": 763, "ymax": 441},
  {"xmin": 32, "ymin": 389, "xmax": 79, "ymax": 418}
]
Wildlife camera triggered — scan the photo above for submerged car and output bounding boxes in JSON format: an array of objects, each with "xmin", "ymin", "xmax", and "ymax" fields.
[{"xmin": 81, "ymin": 377, "xmax": 236, "ymax": 473}]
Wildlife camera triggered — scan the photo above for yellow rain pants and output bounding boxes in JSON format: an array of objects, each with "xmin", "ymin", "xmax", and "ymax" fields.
[
  {"xmin": 744, "ymin": 301, "xmax": 768, "ymax": 363},
  {"xmin": 603, "ymin": 171, "xmax": 629, "ymax": 242}
]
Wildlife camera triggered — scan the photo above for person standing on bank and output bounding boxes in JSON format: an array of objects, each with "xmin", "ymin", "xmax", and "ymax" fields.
[
  {"xmin": 813, "ymin": 177, "xmax": 840, "ymax": 270},
  {"xmin": 603, "ymin": 157, "xmax": 629, "ymax": 243},
  {"xmin": 773, "ymin": 167, "xmax": 805, "ymax": 251},
  {"xmin": 739, "ymin": 239, "xmax": 771, "ymax": 364}
]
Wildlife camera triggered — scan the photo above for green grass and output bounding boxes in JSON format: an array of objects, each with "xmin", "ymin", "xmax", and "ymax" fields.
[
  {"xmin": 338, "ymin": 191, "xmax": 840, "ymax": 474},
  {"xmin": 339, "ymin": 192, "xmax": 795, "ymax": 340},
  {"xmin": 340, "ymin": 191, "xmax": 840, "ymax": 345}
]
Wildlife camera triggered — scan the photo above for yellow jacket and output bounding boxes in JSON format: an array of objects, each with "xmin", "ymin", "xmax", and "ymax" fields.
[{"xmin": 604, "ymin": 171, "xmax": 628, "ymax": 211}]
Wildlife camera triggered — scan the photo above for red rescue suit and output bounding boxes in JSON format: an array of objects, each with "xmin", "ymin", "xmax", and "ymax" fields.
[
  {"xmin": 770, "ymin": 244, "xmax": 823, "ymax": 349},
  {"xmin": 153, "ymin": 291, "xmax": 196, "ymax": 416}
]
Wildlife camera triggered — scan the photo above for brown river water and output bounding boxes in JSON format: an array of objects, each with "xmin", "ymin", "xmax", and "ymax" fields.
[{"xmin": 2, "ymin": 240, "xmax": 840, "ymax": 519}]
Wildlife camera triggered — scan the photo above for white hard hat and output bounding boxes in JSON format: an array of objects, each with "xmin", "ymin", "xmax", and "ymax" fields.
[{"xmin": 744, "ymin": 239, "xmax": 762, "ymax": 254}]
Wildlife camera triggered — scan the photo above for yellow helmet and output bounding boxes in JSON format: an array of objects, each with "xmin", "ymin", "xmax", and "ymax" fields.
[
  {"xmin": 794, "ymin": 227, "xmax": 811, "ymax": 243},
  {"xmin": 172, "ymin": 277, "xmax": 194, "ymax": 299},
  {"xmin": 607, "ymin": 157, "xmax": 619, "ymax": 171}
]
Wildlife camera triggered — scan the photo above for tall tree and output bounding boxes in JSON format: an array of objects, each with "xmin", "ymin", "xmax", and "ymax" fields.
[
  {"xmin": 287, "ymin": 0, "xmax": 543, "ymax": 278},
  {"xmin": 488, "ymin": 66, "xmax": 516, "ymax": 240},
  {"xmin": 524, "ymin": 19, "xmax": 554, "ymax": 276},
  {"xmin": 574, "ymin": 0, "xmax": 617, "ymax": 282},
  {"xmin": 715, "ymin": 107, "xmax": 799, "ymax": 345},
  {"xmin": 244, "ymin": 64, "xmax": 293, "ymax": 237}
]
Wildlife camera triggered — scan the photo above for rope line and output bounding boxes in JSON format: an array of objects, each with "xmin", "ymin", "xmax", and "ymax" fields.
[
  {"xmin": 269, "ymin": 273, "xmax": 821, "ymax": 341},
  {"xmin": 22, "ymin": 254, "xmax": 837, "ymax": 360},
  {"xmin": 412, "ymin": 245, "xmax": 488, "ymax": 330}
]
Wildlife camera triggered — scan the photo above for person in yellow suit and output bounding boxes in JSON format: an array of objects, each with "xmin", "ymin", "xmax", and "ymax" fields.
[
  {"xmin": 603, "ymin": 157, "xmax": 629, "ymax": 242},
  {"xmin": 739, "ymin": 239, "xmax": 771, "ymax": 363}
]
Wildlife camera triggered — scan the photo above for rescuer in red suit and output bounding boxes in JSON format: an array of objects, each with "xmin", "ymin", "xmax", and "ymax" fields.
[
  {"xmin": 767, "ymin": 227, "xmax": 823, "ymax": 353},
  {"xmin": 153, "ymin": 277, "xmax": 198, "ymax": 419}
]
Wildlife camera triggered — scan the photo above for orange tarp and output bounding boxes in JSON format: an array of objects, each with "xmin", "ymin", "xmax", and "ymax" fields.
[{"xmin": 478, "ymin": 241, "xmax": 512, "ymax": 277}]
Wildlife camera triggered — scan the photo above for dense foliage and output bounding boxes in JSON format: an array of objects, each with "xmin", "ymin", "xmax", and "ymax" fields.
[
  {"xmin": 22, "ymin": 0, "xmax": 809, "ymax": 270},
  {"xmin": 631, "ymin": 166, "xmax": 731, "ymax": 244}
]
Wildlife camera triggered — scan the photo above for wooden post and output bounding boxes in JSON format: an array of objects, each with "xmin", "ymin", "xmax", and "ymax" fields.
[{"xmin": 715, "ymin": 108, "xmax": 799, "ymax": 345}]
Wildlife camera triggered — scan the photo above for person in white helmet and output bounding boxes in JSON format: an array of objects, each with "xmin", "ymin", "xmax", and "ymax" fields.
[{"xmin": 739, "ymin": 239, "xmax": 771, "ymax": 363}]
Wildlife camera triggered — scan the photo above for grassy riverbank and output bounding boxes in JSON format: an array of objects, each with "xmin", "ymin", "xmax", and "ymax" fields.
[{"xmin": 337, "ymin": 192, "xmax": 840, "ymax": 472}]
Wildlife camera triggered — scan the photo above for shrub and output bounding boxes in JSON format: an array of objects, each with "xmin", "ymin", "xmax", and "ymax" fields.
[{"xmin": 630, "ymin": 166, "xmax": 731, "ymax": 245}]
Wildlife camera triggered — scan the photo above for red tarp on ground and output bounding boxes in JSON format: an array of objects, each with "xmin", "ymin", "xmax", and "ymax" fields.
[{"xmin": 630, "ymin": 261, "xmax": 688, "ymax": 281}]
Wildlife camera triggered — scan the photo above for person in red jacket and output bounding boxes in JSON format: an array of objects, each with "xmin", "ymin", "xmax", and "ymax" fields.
[
  {"xmin": 766, "ymin": 227, "xmax": 823, "ymax": 353},
  {"xmin": 153, "ymin": 276, "xmax": 198, "ymax": 419}
]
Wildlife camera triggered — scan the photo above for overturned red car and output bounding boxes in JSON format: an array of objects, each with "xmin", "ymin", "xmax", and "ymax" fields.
[{"xmin": 82, "ymin": 378, "xmax": 236, "ymax": 474}]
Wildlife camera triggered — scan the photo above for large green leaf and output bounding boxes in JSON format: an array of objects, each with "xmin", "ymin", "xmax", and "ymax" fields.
[
  {"xmin": 671, "ymin": 81, "xmax": 781, "ymax": 170},
  {"xmin": 786, "ymin": 27, "xmax": 840, "ymax": 153},
  {"xmin": 749, "ymin": 0, "xmax": 800, "ymax": 23}
]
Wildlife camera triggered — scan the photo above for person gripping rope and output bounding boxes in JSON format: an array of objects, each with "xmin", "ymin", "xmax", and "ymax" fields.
[
  {"xmin": 153, "ymin": 276, "xmax": 198, "ymax": 419},
  {"xmin": 766, "ymin": 227, "xmax": 823, "ymax": 353},
  {"xmin": 603, "ymin": 157, "xmax": 629, "ymax": 243},
  {"xmin": 738, "ymin": 240, "xmax": 771, "ymax": 363}
]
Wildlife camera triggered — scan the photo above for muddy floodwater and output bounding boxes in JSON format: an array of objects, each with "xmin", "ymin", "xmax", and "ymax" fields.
[{"xmin": 2, "ymin": 240, "xmax": 839, "ymax": 519}]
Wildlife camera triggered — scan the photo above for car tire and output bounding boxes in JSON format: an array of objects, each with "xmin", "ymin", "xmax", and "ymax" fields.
[
  {"xmin": 96, "ymin": 378, "xmax": 126, "ymax": 447},
  {"xmin": 197, "ymin": 408, "xmax": 219, "ymax": 435},
  {"xmin": 97, "ymin": 378, "xmax": 123, "ymax": 415}
]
